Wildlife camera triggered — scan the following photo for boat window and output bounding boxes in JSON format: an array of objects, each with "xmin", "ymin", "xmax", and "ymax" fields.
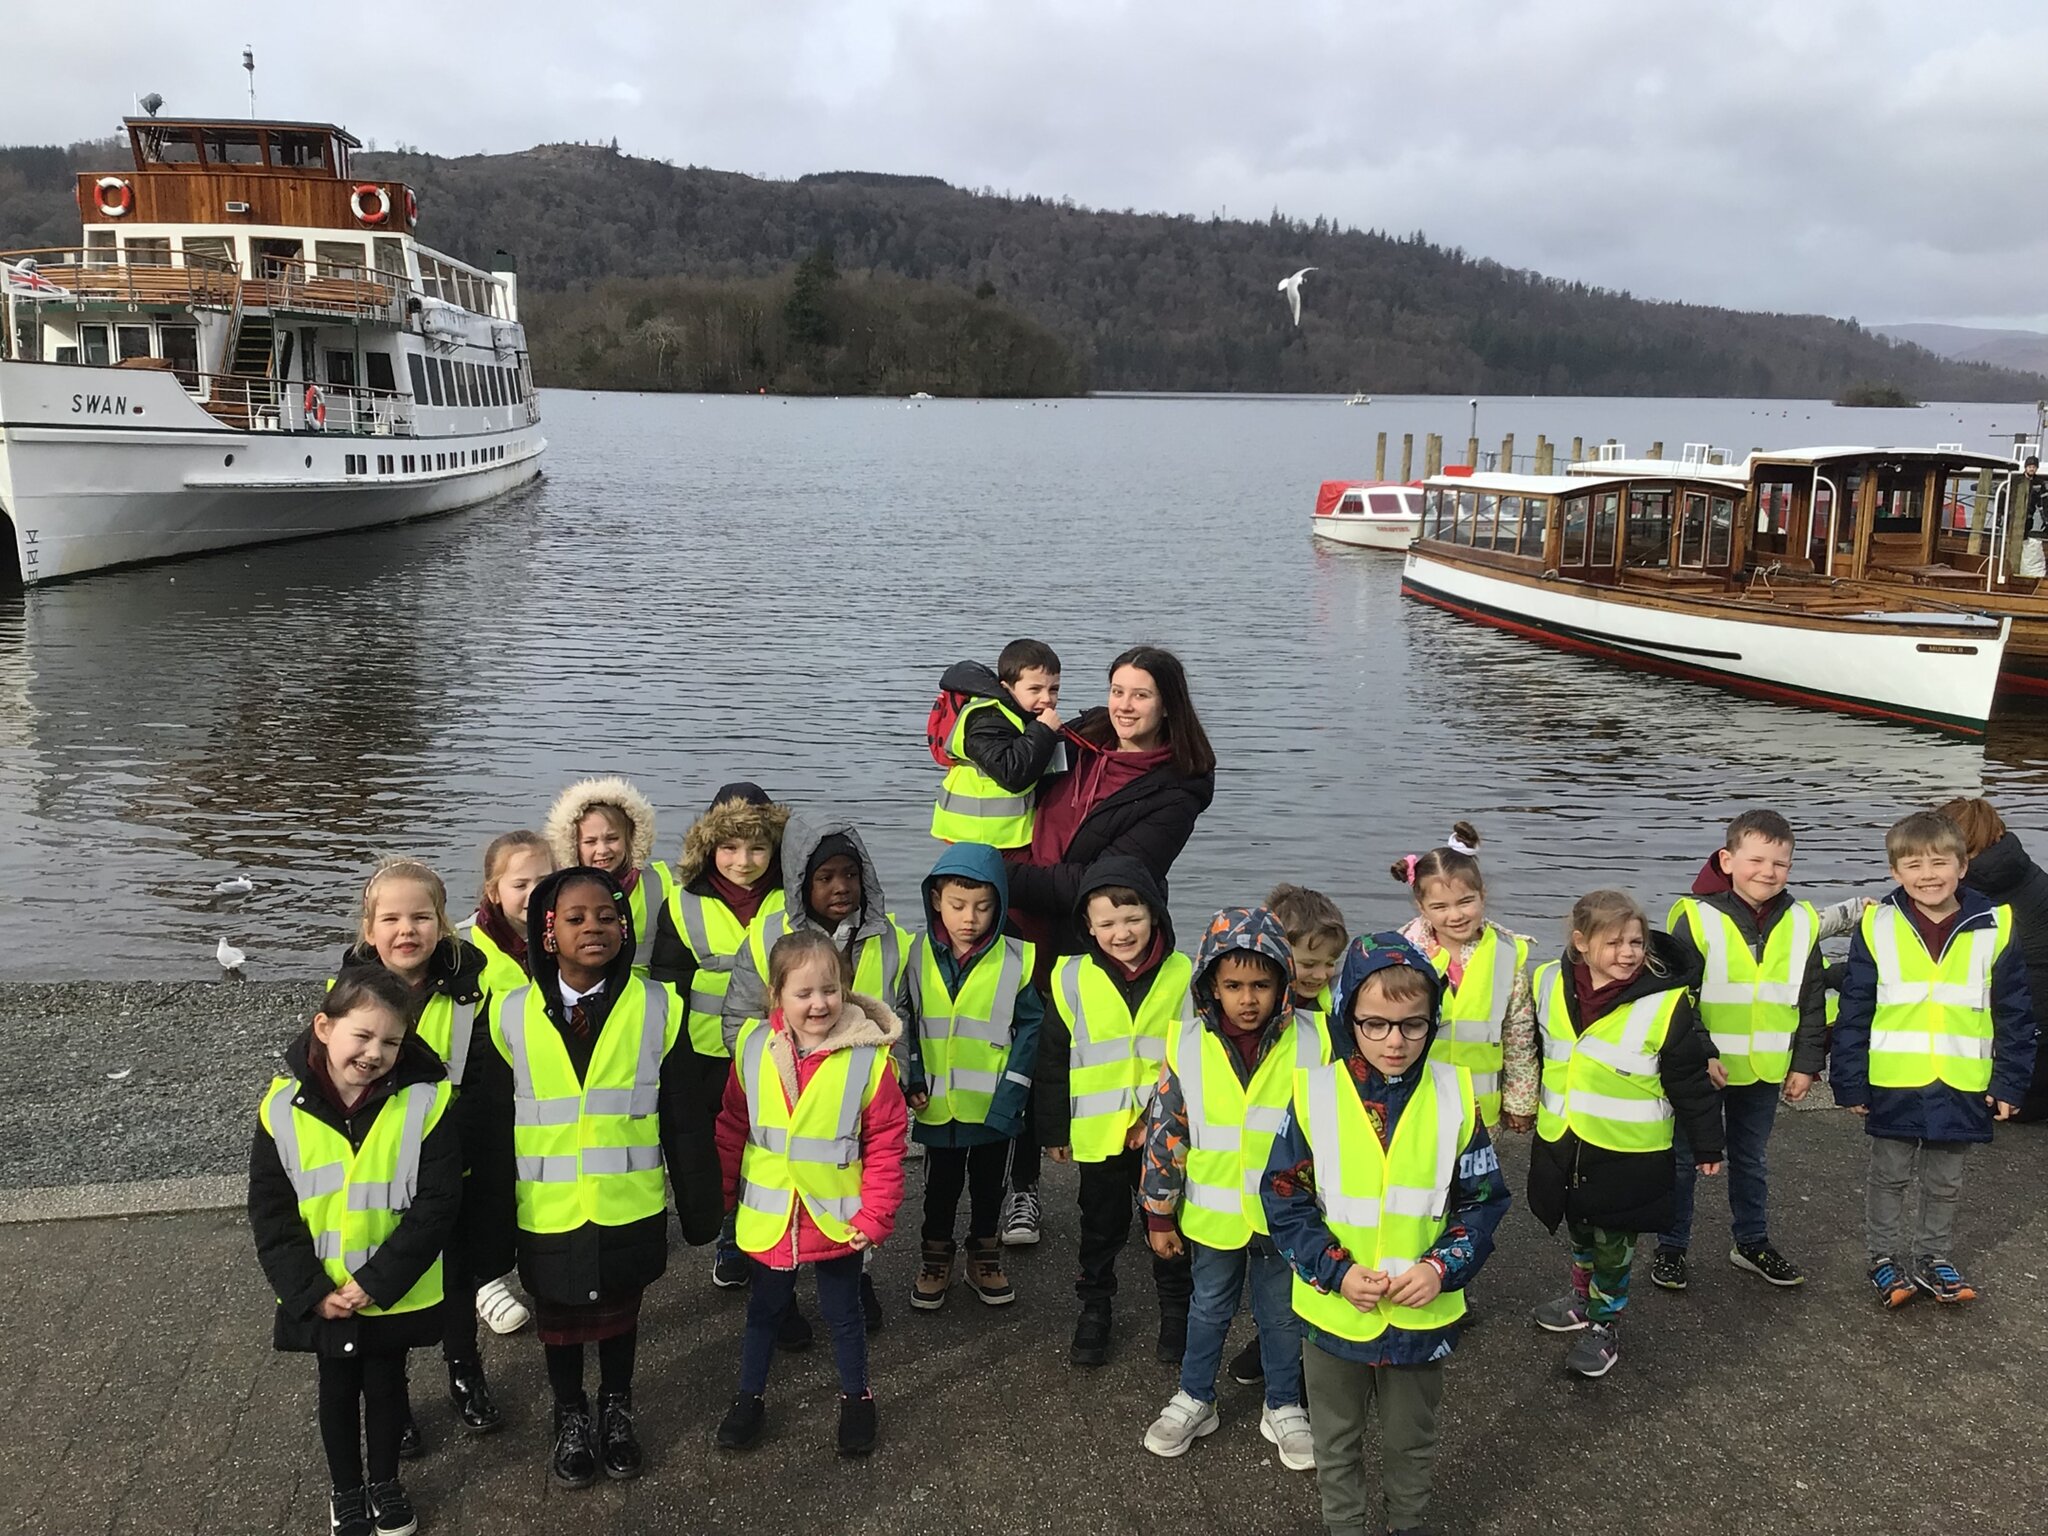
[
  {"xmin": 1708, "ymin": 496, "xmax": 1735, "ymax": 566},
  {"xmin": 1367, "ymin": 492, "xmax": 1403, "ymax": 516},
  {"xmin": 85, "ymin": 230, "xmax": 116, "ymax": 267},
  {"xmin": 325, "ymin": 350, "xmax": 357, "ymax": 388},
  {"xmin": 315, "ymin": 241, "xmax": 367, "ymax": 278},
  {"xmin": 436, "ymin": 357, "xmax": 456, "ymax": 404},
  {"xmin": 1625, "ymin": 490, "xmax": 1672, "ymax": 568},
  {"xmin": 1835, "ymin": 470, "xmax": 1862, "ymax": 556},
  {"xmin": 116, "ymin": 325, "xmax": 152, "ymax": 360},
  {"xmin": 159, "ymin": 324, "xmax": 199, "ymax": 387},
  {"xmin": 374, "ymin": 238, "xmax": 407, "ymax": 279},
  {"xmin": 200, "ymin": 129, "xmax": 266, "ymax": 166},
  {"xmin": 1452, "ymin": 490, "xmax": 1475, "ymax": 544},
  {"xmin": 1560, "ymin": 497, "xmax": 1589, "ymax": 565},
  {"xmin": 1473, "ymin": 493, "xmax": 1500, "ymax": 549},
  {"xmin": 1340, "ymin": 493, "xmax": 1366, "ymax": 514},
  {"xmin": 122, "ymin": 237, "xmax": 171, "ymax": 268},
  {"xmin": 139, "ymin": 126, "xmax": 204, "ymax": 165},
  {"xmin": 1423, "ymin": 487, "xmax": 1444, "ymax": 537},
  {"xmin": 180, "ymin": 236, "xmax": 236, "ymax": 273},
  {"xmin": 272, "ymin": 131, "xmax": 330, "ymax": 172},
  {"xmin": 1520, "ymin": 494, "xmax": 1548, "ymax": 554},
  {"xmin": 366, "ymin": 353, "xmax": 396, "ymax": 393},
  {"xmin": 1490, "ymin": 495, "xmax": 1520, "ymax": 551},
  {"xmin": 1678, "ymin": 493, "xmax": 1708, "ymax": 567},
  {"xmin": 1939, "ymin": 470, "xmax": 1988, "ymax": 539},
  {"xmin": 1590, "ymin": 492, "xmax": 1620, "ymax": 567},
  {"xmin": 1872, "ymin": 468, "xmax": 1925, "ymax": 534},
  {"xmin": 78, "ymin": 324, "xmax": 110, "ymax": 365},
  {"xmin": 461, "ymin": 364, "xmax": 478, "ymax": 408},
  {"xmin": 407, "ymin": 353, "xmax": 429, "ymax": 402},
  {"xmin": 492, "ymin": 368, "xmax": 508, "ymax": 407}
]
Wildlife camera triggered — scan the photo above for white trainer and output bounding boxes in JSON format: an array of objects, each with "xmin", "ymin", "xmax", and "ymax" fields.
[
  {"xmin": 475, "ymin": 1275, "xmax": 531, "ymax": 1335},
  {"xmin": 1142, "ymin": 1390, "xmax": 1219, "ymax": 1458},
  {"xmin": 1260, "ymin": 1402, "xmax": 1316, "ymax": 1470}
]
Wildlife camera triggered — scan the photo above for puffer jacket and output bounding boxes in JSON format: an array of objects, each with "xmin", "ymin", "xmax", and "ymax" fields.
[
  {"xmin": 1831, "ymin": 884, "xmax": 2036, "ymax": 1143},
  {"xmin": 721, "ymin": 808, "xmax": 909, "ymax": 1051},
  {"xmin": 1956, "ymin": 835, "xmax": 2048, "ymax": 1119},
  {"xmin": 940, "ymin": 660, "xmax": 1067, "ymax": 793},
  {"xmin": 716, "ymin": 994, "xmax": 909, "ymax": 1266},
  {"xmin": 1525, "ymin": 931, "xmax": 1724, "ymax": 1235},
  {"xmin": 901, "ymin": 840, "xmax": 1044, "ymax": 1147}
]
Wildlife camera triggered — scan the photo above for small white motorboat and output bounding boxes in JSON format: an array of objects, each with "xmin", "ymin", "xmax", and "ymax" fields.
[{"xmin": 1312, "ymin": 479, "xmax": 1422, "ymax": 550}]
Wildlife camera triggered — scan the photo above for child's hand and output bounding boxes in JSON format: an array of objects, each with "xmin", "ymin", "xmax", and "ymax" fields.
[
  {"xmin": 847, "ymin": 1228, "xmax": 873, "ymax": 1252},
  {"xmin": 1124, "ymin": 1122, "xmax": 1147, "ymax": 1150},
  {"xmin": 317, "ymin": 1290, "xmax": 355, "ymax": 1320},
  {"xmin": 1846, "ymin": 1105, "xmax": 1869, "ymax": 1117},
  {"xmin": 337, "ymin": 1280, "xmax": 372, "ymax": 1312},
  {"xmin": 1384, "ymin": 1262, "xmax": 1443, "ymax": 1309},
  {"xmin": 907, "ymin": 1090, "xmax": 930, "ymax": 1112},
  {"xmin": 1147, "ymin": 1229, "xmax": 1184, "ymax": 1260},
  {"xmin": 1037, "ymin": 705, "xmax": 1064, "ymax": 731},
  {"xmin": 1991, "ymin": 1096, "xmax": 2021, "ymax": 1121},
  {"xmin": 1706, "ymin": 1059, "xmax": 1729, "ymax": 1090},
  {"xmin": 1696, "ymin": 1161, "xmax": 1724, "ymax": 1177},
  {"xmin": 1340, "ymin": 1265, "xmax": 1387, "ymax": 1311},
  {"xmin": 1048, "ymin": 1145, "xmax": 1072, "ymax": 1164},
  {"xmin": 1783, "ymin": 1072, "xmax": 1814, "ymax": 1103},
  {"xmin": 1501, "ymin": 1111, "xmax": 1535, "ymax": 1134}
]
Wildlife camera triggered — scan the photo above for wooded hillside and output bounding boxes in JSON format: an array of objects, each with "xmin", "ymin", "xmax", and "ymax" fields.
[{"xmin": 1, "ymin": 135, "xmax": 2039, "ymax": 400}]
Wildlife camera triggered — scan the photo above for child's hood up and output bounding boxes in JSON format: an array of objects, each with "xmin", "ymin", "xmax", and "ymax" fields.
[
  {"xmin": 543, "ymin": 776, "xmax": 658, "ymax": 872},
  {"xmin": 521, "ymin": 864, "xmax": 640, "ymax": 1003},
  {"xmin": 1329, "ymin": 932, "xmax": 1445, "ymax": 1070},
  {"xmin": 922, "ymin": 840, "xmax": 1010, "ymax": 946},
  {"xmin": 782, "ymin": 806, "xmax": 894, "ymax": 939},
  {"xmin": 1191, "ymin": 906, "xmax": 1294, "ymax": 1030},
  {"xmin": 1072, "ymin": 853, "xmax": 1175, "ymax": 955},
  {"xmin": 676, "ymin": 781, "xmax": 791, "ymax": 887}
]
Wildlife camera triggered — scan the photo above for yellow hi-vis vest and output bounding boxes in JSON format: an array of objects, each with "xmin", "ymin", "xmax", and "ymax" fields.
[
  {"xmin": 733, "ymin": 1017, "xmax": 891, "ymax": 1248},
  {"xmin": 489, "ymin": 977, "xmax": 680, "ymax": 1241},
  {"xmin": 411, "ymin": 992, "xmax": 481, "ymax": 1089},
  {"xmin": 1533, "ymin": 963, "xmax": 1680, "ymax": 1153},
  {"xmin": 670, "ymin": 886, "xmax": 786, "ymax": 1061},
  {"xmin": 623, "ymin": 862, "xmax": 676, "ymax": 974},
  {"xmin": 1864, "ymin": 902, "xmax": 2009, "ymax": 1094},
  {"xmin": 1668, "ymin": 897, "xmax": 1814, "ymax": 1086},
  {"xmin": 1429, "ymin": 926, "xmax": 1528, "ymax": 1127},
  {"xmin": 259, "ymin": 1076, "xmax": 452, "ymax": 1316},
  {"xmin": 466, "ymin": 921, "xmax": 529, "ymax": 1002},
  {"xmin": 907, "ymin": 933, "xmax": 1036, "ymax": 1128},
  {"xmin": 929, "ymin": 699, "xmax": 1037, "ymax": 848},
  {"xmin": 1287, "ymin": 1057, "xmax": 1472, "ymax": 1340},
  {"xmin": 1051, "ymin": 951, "xmax": 1193, "ymax": 1163},
  {"xmin": 738, "ymin": 910, "xmax": 911, "ymax": 1034},
  {"xmin": 1167, "ymin": 1003, "xmax": 1329, "ymax": 1250}
]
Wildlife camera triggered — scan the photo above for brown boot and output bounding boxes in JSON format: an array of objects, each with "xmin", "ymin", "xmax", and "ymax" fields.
[
  {"xmin": 965, "ymin": 1237, "xmax": 1015, "ymax": 1307},
  {"xmin": 911, "ymin": 1239, "xmax": 956, "ymax": 1310}
]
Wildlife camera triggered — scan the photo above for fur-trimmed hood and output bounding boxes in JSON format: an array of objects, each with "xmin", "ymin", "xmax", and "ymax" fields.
[
  {"xmin": 763, "ymin": 992, "xmax": 903, "ymax": 1104},
  {"xmin": 544, "ymin": 776, "xmax": 658, "ymax": 873},
  {"xmin": 678, "ymin": 784, "xmax": 792, "ymax": 887}
]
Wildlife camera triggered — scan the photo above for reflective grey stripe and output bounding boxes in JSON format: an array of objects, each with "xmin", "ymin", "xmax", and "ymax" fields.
[
  {"xmin": 582, "ymin": 1144, "xmax": 663, "ymax": 1175},
  {"xmin": 1445, "ymin": 927, "xmax": 1516, "ymax": 1040},
  {"xmin": 1244, "ymin": 1104, "xmax": 1288, "ymax": 1135},
  {"xmin": 1468, "ymin": 1070, "xmax": 1502, "ymax": 1098},
  {"xmin": 341, "ymin": 1083, "xmax": 436, "ymax": 1214},
  {"xmin": 739, "ymin": 1023, "xmax": 773, "ymax": 1137},
  {"xmin": 1423, "ymin": 1062, "xmax": 1460, "ymax": 1219},
  {"xmin": 311, "ymin": 1231, "xmax": 344, "ymax": 1260},
  {"xmin": 1384, "ymin": 1185, "xmax": 1443, "ymax": 1218},
  {"xmin": 808, "ymin": 1191, "xmax": 864, "ymax": 1221},
  {"xmin": 1563, "ymin": 1089, "xmax": 1673, "ymax": 1124},
  {"xmin": 740, "ymin": 1177, "xmax": 792, "ymax": 1215},
  {"xmin": 676, "ymin": 890, "xmax": 719, "ymax": 961},
  {"xmin": 583, "ymin": 983, "xmax": 670, "ymax": 1117},
  {"xmin": 749, "ymin": 1124, "xmax": 790, "ymax": 1152},
  {"xmin": 1304, "ymin": 1063, "xmax": 1383, "ymax": 1228},
  {"xmin": 1697, "ymin": 903, "xmax": 1812, "ymax": 1009},
  {"xmin": 1869, "ymin": 1029, "xmax": 1993, "ymax": 1059},
  {"xmin": 876, "ymin": 926, "xmax": 903, "ymax": 991},
  {"xmin": 1071, "ymin": 1086, "xmax": 1134, "ymax": 1119},
  {"xmin": 935, "ymin": 782, "xmax": 1032, "ymax": 818},
  {"xmin": 1003, "ymin": 1070, "xmax": 1033, "ymax": 1088},
  {"xmin": 1176, "ymin": 1006, "xmax": 1242, "ymax": 1152},
  {"xmin": 948, "ymin": 1067, "xmax": 1003, "ymax": 1095},
  {"xmin": 1873, "ymin": 913, "xmax": 1998, "ymax": 1008},
  {"xmin": 1136, "ymin": 1033, "xmax": 1166, "ymax": 1065},
  {"xmin": 688, "ymin": 984, "xmax": 727, "ymax": 1017},
  {"xmin": 789, "ymin": 1133, "xmax": 863, "ymax": 1163},
  {"xmin": 1573, "ymin": 1034, "xmax": 1661, "ymax": 1077},
  {"xmin": 516, "ymin": 1154, "xmax": 581, "ymax": 1183},
  {"xmin": 630, "ymin": 865, "xmax": 662, "ymax": 968},
  {"xmin": 444, "ymin": 998, "xmax": 476, "ymax": 1087},
  {"xmin": 1294, "ymin": 1011, "xmax": 1324, "ymax": 1068},
  {"xmin": 1184, "ymin": 1182, "xmax": 1241, "ymax": 1213},
  {"xmin": 516, "ymin": 1097, "xmax": 581, "ymax": 1127},
  {"xmin": 343, "ymin": 1247, "xmax": 379, "ymax": 1271},
  {"xmin": 832, "ymin": 1048, "xmax": 875, "ymax": 1143},
  {"xmin": 265, "ymin": 1081, "xmax": 347, "ymax": 1204},
  {"xmin": 1072, "ymin": 1038, "xmax": 1136, "ymax": 1068}
]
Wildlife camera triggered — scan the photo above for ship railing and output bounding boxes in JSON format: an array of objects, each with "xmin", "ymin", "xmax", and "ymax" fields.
[
  {"xmin": 189, "ymin": 371, "xmax": 417, "ymax": 437},
  {"xmin": 0, "ymin": 246, "xmax": 242, "ymax": 310},
  {"xmin": 250, "ymin": 258, "xmax": 405, "ymax": 324}
]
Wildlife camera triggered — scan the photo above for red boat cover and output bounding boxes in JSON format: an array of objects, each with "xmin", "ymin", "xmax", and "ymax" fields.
[{"xmin": 1316, "ymin": 480, "xmax": 1363, "ymax": 517}]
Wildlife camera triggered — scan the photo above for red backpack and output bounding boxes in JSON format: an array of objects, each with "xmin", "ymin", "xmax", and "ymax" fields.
[{"xmin": 926, "ymin": 689, "xmax": 971, "ymax": 769}]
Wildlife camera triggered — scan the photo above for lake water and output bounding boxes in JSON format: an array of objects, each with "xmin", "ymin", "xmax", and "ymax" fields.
[{"xmin": 6, "ymin": 390, "xmax": 2048, "ymax": 980}]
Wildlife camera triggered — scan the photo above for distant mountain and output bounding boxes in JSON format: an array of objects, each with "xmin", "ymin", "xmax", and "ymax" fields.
[
  {"xmin": 1874, "ymin": 323, "xmax": 2048, "ymax": 382},
  {"xmin": 3, "ymin": 134, "xmax": 2045, "ymax": 399}
]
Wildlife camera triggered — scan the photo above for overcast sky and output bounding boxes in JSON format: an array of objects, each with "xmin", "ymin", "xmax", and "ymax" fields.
[{"xmin": 9, "ymin": 1, "xmax": 2046, "ymax": 328}]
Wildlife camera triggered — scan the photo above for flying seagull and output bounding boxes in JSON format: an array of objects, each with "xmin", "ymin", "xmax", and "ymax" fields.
[{"xmin": 1278, "ymin": 267, "xmax": 1317, "ymax": 326}]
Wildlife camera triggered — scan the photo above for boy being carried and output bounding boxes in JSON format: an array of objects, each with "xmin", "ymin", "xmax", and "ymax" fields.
[
  {"xmin": 1140, "ymin": 906, "xmax": 1323, "ymax": 1470},
  {"xmin": 1834, "ymin": 811, "xmax": 2036, "ymax": 1306},
  {"xmin": 1656, "ymin": 808, "xmax": 1834, "ymax": 1292},
  {"xmin": 929, "ymin": 639, "xmax": 1067, "ymax": 850}
]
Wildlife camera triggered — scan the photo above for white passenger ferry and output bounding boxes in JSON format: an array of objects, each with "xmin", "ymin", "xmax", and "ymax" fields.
[{"xmin": 0, "ymin": 114, "xmax": 544, "ymax": 586}]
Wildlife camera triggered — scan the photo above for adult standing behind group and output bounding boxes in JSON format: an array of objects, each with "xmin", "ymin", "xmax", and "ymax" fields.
[
  {"xmin": 1938, "ymin": 796, "xmax": 2048, "ymax": 1120},
  {"xmin": 998, "ymin": 645, "xmax": 1218, "ymax": 1246}
]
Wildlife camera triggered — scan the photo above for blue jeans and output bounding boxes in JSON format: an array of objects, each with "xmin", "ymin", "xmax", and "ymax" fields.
[
  {"xmin": 1662, "ymin": 1080, "xmax": 1780, "ymax": 1251},
  {"xmin": 1179, "ymin": 1238, "xmax": 1304, "ymax": 1409},
  {"xmin": 738, "ymin": 1254, "xmax": 866, "ymax": 1397}
]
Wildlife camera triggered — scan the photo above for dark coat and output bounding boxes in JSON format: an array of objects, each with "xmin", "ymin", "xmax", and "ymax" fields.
[
  {"xmin": 941, "ymin": 660, "xmax": 1065, "ymax": 794},
  {"xmin": 248, "ymin": 1030, "xmax": 459, "ymax": 1356},
  {"xmin": 466, "ymin": 866, "xmax": 723, "ymax": 1306},
  {"xmin": 1665, "ymin": 891, "xmax": 1831, "ymax": 1076},
  {"xmin": 1005, "ymin": 706, "xmax": 1214, "ymax": 950},
  {"xmin": 1958, "ymin": 834, "xmax": 2048, "ymax": 1119},
  {"xmin": 1526, "ymin": 933, "xmax": 1725, "ymax": 1235},
  {"xmin": 1830, "ymin": 885, "xmax": 2037, "ymax": 1144}
]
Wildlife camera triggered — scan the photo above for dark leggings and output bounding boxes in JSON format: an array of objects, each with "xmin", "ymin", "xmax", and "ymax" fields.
[
  {"xmin": 923, "ymin": 1140, "xmax": 1012, "ymax": 1241},
  {"xmin": 543, "ymin": 1330, "xmax": 639, "ymax": 1405},
  {"xmin": 741, "ymin": 1255, "xmax": 865, "ymax": 1397},
  {"xmin": 1009, "ymin": 1089, "xmax": 1041, "ymax": 1189},
  {"xmin": 316, "ymin": 1353, "xmax": 407, "ymax": 1490}
]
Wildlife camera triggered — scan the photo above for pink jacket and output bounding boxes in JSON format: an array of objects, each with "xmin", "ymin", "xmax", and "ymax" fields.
[{"xmin": 716, "ymin": 993, "xmax": 908, "ymax": 1268}]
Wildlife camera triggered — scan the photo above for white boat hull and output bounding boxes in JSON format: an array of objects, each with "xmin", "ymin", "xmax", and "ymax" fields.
[
  {"xmin": 0, "ymin": 361, "xmax": 543, "ymax": 584},
  {"xmin": 1312, "ymin": 515, "xmax": 1420, "ymax": 550},
  {"xmin": 1401, "ymin": 549, "xmax": 2008, "ymax": 735}
]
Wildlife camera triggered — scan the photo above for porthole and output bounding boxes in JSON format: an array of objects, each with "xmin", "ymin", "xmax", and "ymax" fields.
[{"xmin": 223, "ymin": 453, "xmax": 235, "ymax": 467}]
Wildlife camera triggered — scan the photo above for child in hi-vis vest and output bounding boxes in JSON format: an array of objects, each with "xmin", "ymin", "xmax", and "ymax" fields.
[
  {"xmin": 249, "ymin": 968, "xmax": 459, "ymax": 1536},
  {"xmin": 1261, "ymin": 935, "xmax": 1509, "ymax": 1536},
  {"xmin": 715, "ymin": 928, "xmax": 908, "ymax": 1458}
]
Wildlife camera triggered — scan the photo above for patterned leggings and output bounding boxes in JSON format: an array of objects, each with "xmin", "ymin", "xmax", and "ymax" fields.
[{"xmin": 1566, "ymin": 1218, "xmax": 1636, "ymax": 1323}]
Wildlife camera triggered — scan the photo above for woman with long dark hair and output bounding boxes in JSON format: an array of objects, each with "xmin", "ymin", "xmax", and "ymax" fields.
[
  {"xmin": 999, "ymin": 645, "xmax": 1217, "ymax": 1244},
  {"xmin": 1938, "ymin": 796, "xmax": 2048, "ymax": 1120}
]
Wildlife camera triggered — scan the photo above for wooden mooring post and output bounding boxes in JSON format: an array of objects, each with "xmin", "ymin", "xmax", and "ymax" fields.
[
  {"xmin": 1400, "ymin": 432, "xmax": 1414, "ymax": 482},
  {"xmin": 1375, "ymin": 432, "xmax": 1388, "ymax": 479}
]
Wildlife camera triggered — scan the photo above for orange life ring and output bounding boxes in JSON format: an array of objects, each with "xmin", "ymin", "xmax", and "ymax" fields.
[
  {"xmin": 303, "ymin": 383, "xmax": 327, "ymax": 428},
  {"xmin": 95, "ymin": 176, "xmax": 132, "ymax": 219},
  {"xmin": 403, "ymin": 187, "xmax": 418, "ymax": 226},
  {"xmin": 350, "ymin": 184, "xmax": 390, "ymax": 226}
]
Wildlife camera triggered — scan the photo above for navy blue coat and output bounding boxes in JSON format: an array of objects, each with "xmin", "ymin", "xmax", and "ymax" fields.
[{"xmin": 1831, "ymin": 885, "xmax": 2037, "ymax": 1144}]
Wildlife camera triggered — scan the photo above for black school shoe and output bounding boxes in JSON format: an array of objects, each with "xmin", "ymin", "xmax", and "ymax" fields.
[
  {"xmin": 1227, "ymin": 1338, "xmax": 1264, "ymax": 1385},
  {"xmin": 550, "ymin": 1396, "xmax": 598, "ymax": 1489},
  {"xmin": 597, "ymin": 1389, "xmax": 644, "ymax": 1479},
  {"xmin": 365, "ymin": 1479, "xmax": 417, "ymax": 1536},
  {"xmin": 446, "ymin": 1359, "xmax": 503, "ymax": 1433},
  {"xmin": 329, "ymin": 1486, "xmax": 374, "ymax": 1536},
  {"xmin": 716, "ymin": 1393, "xmax": 766, "ymax": 1451},
  {"xmin": 837, "ymin": 1392, "xmax": 878, "ymax": 1456},
  {"xmin": 1071, "ymin": 1301, "xmax": 1112, "ymax": 1367}
]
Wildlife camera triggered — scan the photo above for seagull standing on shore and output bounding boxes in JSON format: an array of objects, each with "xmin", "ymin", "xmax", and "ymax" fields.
[
  {"xmin": 1278, "ymin": 267, "xmax": 1317, "ymax": 326},
  {"xmin": 217, "ymin": 936, "xmax": 246, "ymax": 973}
]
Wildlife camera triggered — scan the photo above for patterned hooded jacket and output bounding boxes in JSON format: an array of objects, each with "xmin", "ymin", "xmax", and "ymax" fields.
[{"xmin": 1139, "ymin": 906, "xmax": 1299, "ymax": 1230}]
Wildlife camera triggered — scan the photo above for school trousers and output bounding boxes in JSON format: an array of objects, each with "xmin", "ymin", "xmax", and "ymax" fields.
[{"xmin": 1301, "ymin": 1343, "xmax": 1445, "ymax": 1536}]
